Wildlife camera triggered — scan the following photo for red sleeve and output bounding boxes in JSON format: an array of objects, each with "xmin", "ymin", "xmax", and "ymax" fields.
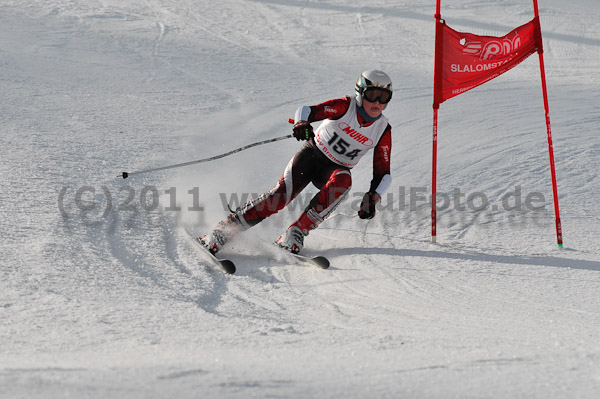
[
  {"xmin": 307, "ymin": 97, "xmax": 352, "ymax": 122},
  {"xmin": 373, "ymin": 125, "xmax": 392, "ymax": 176},
  {"xmin": 368, "ymin": 124, "xmax": 392, "ymax": 193}
]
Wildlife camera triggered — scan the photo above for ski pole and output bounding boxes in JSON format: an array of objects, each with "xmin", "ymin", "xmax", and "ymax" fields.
[{"xmin": 119, "ymin": 134, "xmax": 292, "ymax": 179}]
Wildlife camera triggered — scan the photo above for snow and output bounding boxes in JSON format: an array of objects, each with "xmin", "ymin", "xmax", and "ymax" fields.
[{"xmin": 1, "ymin": 0, "xmax": 599, "ymax": 397}]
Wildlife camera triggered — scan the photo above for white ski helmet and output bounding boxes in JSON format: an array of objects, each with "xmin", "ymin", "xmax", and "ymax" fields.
[{"xmin": 354, "ymin": 69, "xmax": 393, "ymax": 107}]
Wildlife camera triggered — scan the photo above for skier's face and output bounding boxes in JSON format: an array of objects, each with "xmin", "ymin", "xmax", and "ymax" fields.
[{"xmin": 362, "ymin": 98, "xmax": 385, "ymax": 118}]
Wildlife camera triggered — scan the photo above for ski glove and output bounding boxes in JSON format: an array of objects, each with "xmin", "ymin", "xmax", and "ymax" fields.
[
  {"xmin": 358, "ymin": 192, "xmax": 381, "ymax": 219},
  {"xmin": 292, "ymin": 121, "xmax": 314, "ymax": 141}
]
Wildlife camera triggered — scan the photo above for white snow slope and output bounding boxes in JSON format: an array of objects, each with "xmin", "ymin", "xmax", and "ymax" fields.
[{"xmin": 1, "ymin": 0, "xmax": 599, "ymax": 398}]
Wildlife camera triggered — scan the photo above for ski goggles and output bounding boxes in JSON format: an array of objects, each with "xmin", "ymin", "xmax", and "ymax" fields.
[{"xmin": 363, "ymin": 88, "xmax": 392, "ymax": 104}]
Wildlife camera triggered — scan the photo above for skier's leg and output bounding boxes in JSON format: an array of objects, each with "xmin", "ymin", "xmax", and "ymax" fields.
[
  {"xmin": 295, "ymin": 168, "xmax": 352, "ymax": 233},
  {"xmin": 237, "ymin": 147, "xmax": 313, "ymax": 227},
  {"xmin": 277, "ymin": 169, "xmax": 352, "ymax": 253},
  {"xmin": 203, "ymin": 145, "xmax": 314, "ymax": 254}
]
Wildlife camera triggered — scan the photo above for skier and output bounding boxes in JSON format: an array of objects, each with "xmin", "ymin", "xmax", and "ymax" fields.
[{"xmin": 201, "ymin": 69, "xmax": 394, "ymax": 255}]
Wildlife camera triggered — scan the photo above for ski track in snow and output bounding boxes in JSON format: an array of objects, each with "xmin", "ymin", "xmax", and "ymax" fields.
[{"xmin": 1, "ymin": 0, "xmax": 600, "ymax": 398}]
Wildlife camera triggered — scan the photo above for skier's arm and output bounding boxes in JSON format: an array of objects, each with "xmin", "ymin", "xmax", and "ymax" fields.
[
  {"xmin": 370, "ymin": 125, "xmax": 392, "ymax": 196},
  {"xmin": 358, "ymin": 125, "xmax": 392, "ymax": 219},
  {"xmin": 293, "ymin": 97, "xmax": 352, "ymax": 125}
]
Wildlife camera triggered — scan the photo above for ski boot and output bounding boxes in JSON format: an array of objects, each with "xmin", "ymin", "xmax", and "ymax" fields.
[
  {"xmin": 275, "ymin": 225, "xmax": 305, "ymax": 254},
  {"xmin": 201, "ymin": 211, "xmax": 246, "ymax": 255}
]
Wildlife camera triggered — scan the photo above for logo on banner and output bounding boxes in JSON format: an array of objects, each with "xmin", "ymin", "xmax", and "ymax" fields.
[{"xmin": 461, "ymin": 35, "xmax": 523, "ymax": 60}]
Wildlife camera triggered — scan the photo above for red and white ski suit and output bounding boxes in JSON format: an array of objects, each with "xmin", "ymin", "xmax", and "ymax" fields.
[{"xmin": 238, "ymin": 96, "xmax": 392, "ymax": 234}]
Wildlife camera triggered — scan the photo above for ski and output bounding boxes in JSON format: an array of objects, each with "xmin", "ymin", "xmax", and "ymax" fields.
[
  {"xmin": 274, "ymin": 244, "xmax": 330, "ymax": 269},
  {"xmin": 291, "ymin": 252, "xmax": 330, "ymax": 269},
  {"xmin": 184, "ymin": 228, "xmax": 328, "ymax": 273},
  {"xmin": 184, "ymin": 229, "xmax": 236, "ymax": 274}
]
